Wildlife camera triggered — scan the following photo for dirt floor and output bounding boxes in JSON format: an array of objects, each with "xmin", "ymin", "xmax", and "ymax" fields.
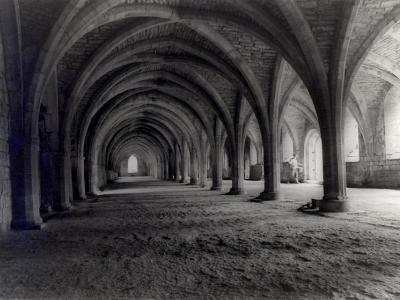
[{"xmin": 1, "ymin": 177, "xmax": 400, "ymax": 299}]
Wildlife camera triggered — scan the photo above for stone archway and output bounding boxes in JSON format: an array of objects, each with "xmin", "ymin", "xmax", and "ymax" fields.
[
  {"xmin": 128, "ymin": 155, "xmax": 138, "ymax": 174},
  {"xmin": 304, "ymin": 129, "xmax": 323, "ymax": 184}
]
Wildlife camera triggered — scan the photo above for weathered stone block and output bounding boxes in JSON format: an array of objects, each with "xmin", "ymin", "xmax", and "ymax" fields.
[{"xmin": 249, "ymin": 164, "xmax": 263, "ymax": 180}]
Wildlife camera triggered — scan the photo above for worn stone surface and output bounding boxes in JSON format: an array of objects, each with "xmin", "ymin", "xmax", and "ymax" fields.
[{"xmin": 1, "ymin": 178, "xmax": 400, "ymax": 299}]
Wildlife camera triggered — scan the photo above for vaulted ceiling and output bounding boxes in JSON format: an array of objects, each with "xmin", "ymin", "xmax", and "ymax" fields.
[{"xmin": 16, "ymin": 0, "xmax": 400, "ymax": 172}]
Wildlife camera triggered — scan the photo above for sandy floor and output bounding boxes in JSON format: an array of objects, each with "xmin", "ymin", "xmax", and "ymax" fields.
[{"xmin": 0, "ymin": 177, "xmax": 400, "ymax": 299}]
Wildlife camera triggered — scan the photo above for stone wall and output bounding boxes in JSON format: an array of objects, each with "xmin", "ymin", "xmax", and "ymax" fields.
[
  {"xmin": 0, "ymin": 33, "xmax": 12, "ymax": 231},
  {"xmin": 347, "ymin": 157, "xmax": 400, "ymax": 189}
]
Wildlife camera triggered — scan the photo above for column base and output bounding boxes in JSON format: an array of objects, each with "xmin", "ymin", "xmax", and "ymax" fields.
[
  {"xmin": 52, "ymin": 203, "xmax": 71, "ymax": 213},
  {"xmin": 258, "ymin": 191, "xmax": 284, "ymax": 201},
  {"xmin": 0, "ymin": 222, "xmax": 10, "ymax": 232},
  {"xmin": 227, "ymin": 187, "xmax": 246, "ymax": 195},
  {"xmin": 86, "ymin": 193, "xmax": 98, "ymax": 202},
  {"xmin": 199, "ymin": 183, "xmax": 207, "ymax": 188},
  {"xmin": 40, "ymin": 205, "xmax": 52, "ymax": 214},
  {"xmin": 77, "ymin": 193, "xmax": 87, "ymax": 201},
  {"xmin": 11, "ymin": 219, "xmax": 44, "ymax": 230},
  {"xmin": 210, "ymin": 186, "xmax": 222, "ymax": 191},
  {"xmin": 74, "ymin": 196, "xmax": 87, "ymax": 203},
  {"xmin": 319, "ymin": 199, "xmax": 349, "ymax": 212},
  {"xmin": 87, "ymin": 190, "xmax": 100, "ymax": 197},
  {"xmin": 189, "ymin": 179, "xmax": 199, "ymax": 185}
]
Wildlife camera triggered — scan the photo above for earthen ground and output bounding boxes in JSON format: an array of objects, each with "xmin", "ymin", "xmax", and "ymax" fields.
[{"xmin": 0, "ymin": 177, "xmax": 399, "ymax": 299}]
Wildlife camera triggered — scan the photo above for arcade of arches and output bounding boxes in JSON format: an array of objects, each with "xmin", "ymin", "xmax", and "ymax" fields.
[{"xmin": 1, "ymin": 0, "xmax": 400, "ymax": 298}]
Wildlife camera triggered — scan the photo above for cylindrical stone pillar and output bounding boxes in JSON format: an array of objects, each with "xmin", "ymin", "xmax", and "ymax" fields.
[
  {"xmin": 180, "ymin": 141, "xmax": 189, "ymax": 183},
  {"xmin": 190, "ymin": 150, "xmax": 199, "ymax": 185},
  {"xmin": 228, "ymin": 138, "xmax": 245, "ymax": 195},
  {"xmin": 174, "ymin": 143, "xmax": 180, "ymax": 182},
  {"xmin": 211, "ymin": 141, "xmax": 223, "ymax": 191}
]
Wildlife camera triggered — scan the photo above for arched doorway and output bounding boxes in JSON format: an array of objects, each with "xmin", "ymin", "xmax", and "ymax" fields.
[
  {"xmin": 281, "ymin": 125, "xmax": 294, "ymax": 163},
  {"xmin": 344, "ymin": 108, "xmax": 360, "ymax": 162},
  {"xmin": 384, "ymin": 86, "xmax": 400, "ymax": 160},
  {"xmin": 128, "ymin": 155, "xmax": 138, "ymax": 174},
  {"xmin": 304, "ymin": 129, "xmax": 323, "ymax": 184}
]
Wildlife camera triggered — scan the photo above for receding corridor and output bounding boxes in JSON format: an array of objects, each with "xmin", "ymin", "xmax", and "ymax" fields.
[
  {"xmin": 2, "ymin": 1, "xmax": 400, "ymax": 298},
  {"xmin": 1, "ymin": 177, "xmax": 399, "ymax": 300}
]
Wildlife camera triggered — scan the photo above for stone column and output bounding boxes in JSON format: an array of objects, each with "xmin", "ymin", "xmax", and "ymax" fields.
[
  {"xmin": 228, "ymin": 136, "xmax": 245, "ymax": 195},
  {"xmin": 259, "ymin": 123, "xmax": 283, "ymax": 201},
  {"xmin": 76, "ymin": 155, "xmax": 86, "ymax": 199},
  {"xmin": 199, "ymin": 133, "xmax": 208, "ymax": 188},
  {"xmin": 211, "ymin": 120, "xmax": 223, "ymax": 191},
  {"xmin": 39, "ymin": 72, "xmax": 71, "ymax": 212},
  {"xmin": 315, "ymin": 0, "xmax": 363, "ymax": 212},
  {"xmin": 54, "ymin": 152, "xmax": 72, "ymax": 211},
  {"xmin": 164, "ymin": 155, "xmax": 169, "ymax": 180},
  {"xmin": 38, "ymin": 96, "xmax": 61, "ymax": 211},
  {"xmin": 180, "ymin": 141, "xmax": 189, "ymax": 183},
  {"xmin": 190, "ymin": 148, "xmax": 199, "ymax": 185},
  {"xmin": 160, "ymin": 156, "xmax": 164, "ymax": 179},
  {"xmin": 319, "ymin": 123, "xmax": 348, "ymax": 212},
  {"xmin": 168, "ymin": 150, "xmax": 174, "ymax": 180},
  {"xmin": 39, "ymin": 150, "xmax": 52, "ymax": 213},
  {"xmin": 11, "ymin": 138, "xmax": 43, "ymax": 230},
  {"xmin": 155, "ymin": 156, "xmax": 160, "ymax": 179},
  {"xmin": 174, "ymin": 143, "xmax": 180, "ymax": 182},
  {"xmin": 228, "ymin": 93, "xmax": 246, "ymax": 195},
  {"xmin": 89, "ymin": 152, "xmax": 100, "ymax": 195},
  {"xmin": 120, "ymin": 159, "xmax": 128, "ymax": 176},
  {"xmin": 211, "ymin": 146, "xmax": 223, "ymax": 190},
  {"xmin": 2, "ymin": 0, "xmax": 42, "ymax": 230}
]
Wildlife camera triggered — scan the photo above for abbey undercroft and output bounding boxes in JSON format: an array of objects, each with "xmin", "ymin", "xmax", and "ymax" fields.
[{"xmin": 0, "ymin": 0, "xmax": 400, "ymax": 298}]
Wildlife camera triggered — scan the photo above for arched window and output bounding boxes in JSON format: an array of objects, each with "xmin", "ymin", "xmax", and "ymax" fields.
[
  {"xmin": 128, "ymin": 155, "xmax": 138, "ymax": 173},
  {"xmin": 384, "ymin": 87, "xmax": 400, "ymax": 160},
  {"xmin": 344, "ymin": 108, "xmax": 359, "ymax": 162}
]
